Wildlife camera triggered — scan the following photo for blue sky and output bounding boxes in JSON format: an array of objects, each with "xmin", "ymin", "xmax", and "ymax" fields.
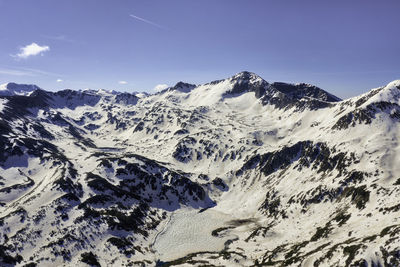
[{"xmin": 0, "ymin": 0, "xmax": 399, "ymax": 98}]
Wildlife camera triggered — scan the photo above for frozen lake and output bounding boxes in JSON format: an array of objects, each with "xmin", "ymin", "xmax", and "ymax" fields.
[{"xmin": 153, "ymin": 208, "xmax": 235, "ymax": 261}]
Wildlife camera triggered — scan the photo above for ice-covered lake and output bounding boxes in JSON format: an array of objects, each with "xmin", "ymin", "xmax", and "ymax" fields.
[{"xmin": 153, "ymin": 208, "xmax": 235, "ymax": 261}]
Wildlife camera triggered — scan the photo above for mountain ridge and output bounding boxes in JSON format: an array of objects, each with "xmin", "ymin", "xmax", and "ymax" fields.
[
  {"xmin": 0, "ymin": 71, "xmax": 341, "ymax": 102},
  {"xmin": 5, "ymin": 73, "xmax": 399, "ymax": 108}
]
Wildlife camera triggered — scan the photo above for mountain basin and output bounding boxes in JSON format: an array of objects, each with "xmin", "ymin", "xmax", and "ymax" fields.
[{"xmin": 153, "ymin": 207, "xmax": 236, "ymax": 262}]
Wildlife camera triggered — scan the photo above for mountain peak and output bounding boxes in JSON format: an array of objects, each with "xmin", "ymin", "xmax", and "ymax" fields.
[
  {"xmin": 357, "ymin": 79, "xmax": 400, "ymax": 108},
  {"xmin": 385, "ymin": 79, "xmax": 400, "ymax": 89},
  {"xmin": 170, "ymin": 81, "xmax": 196, "ymax": 93},
  {"xmin": 231, "ymin": 71, "xmax": 264, "ymax": 82},
  {"xmin": 0, "ymin": 82, "xmax": 42, "ymax": 96},
  {"xmin": 158, "ymin": 81, "xmax": 196, "ymax": 94},
  {"xmin": 225, "ymin": 71, "xmax": 269, "ymax": 97}
]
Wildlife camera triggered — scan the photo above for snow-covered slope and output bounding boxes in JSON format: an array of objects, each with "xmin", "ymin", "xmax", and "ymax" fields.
[{"xmin": 0, "ymin": 72, "xmax": 399, "ymax": 266}]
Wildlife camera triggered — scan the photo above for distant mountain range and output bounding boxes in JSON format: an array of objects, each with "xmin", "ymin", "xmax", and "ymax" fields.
[
  {"xmin": 0, "ymin": 82, "xmax": 42, "ymax": 96},
  {"xmin": 0, "ymin": 72, "xmax": 399, "ymax": 266}
]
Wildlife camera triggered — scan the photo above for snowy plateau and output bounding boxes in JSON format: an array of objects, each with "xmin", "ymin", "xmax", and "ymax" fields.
[{"xmin": 0, "ymin": 71, "xmax": 400, "ymax": 266}]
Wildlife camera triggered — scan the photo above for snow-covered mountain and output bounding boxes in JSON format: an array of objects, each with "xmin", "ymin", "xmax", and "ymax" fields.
[
  {"xmin": 0, "ymin": 72, "xmax": 399, "ymax": 266},
  {"xmin": 0, "ymin": 82, "xmax": 42, "ymax": 96}
]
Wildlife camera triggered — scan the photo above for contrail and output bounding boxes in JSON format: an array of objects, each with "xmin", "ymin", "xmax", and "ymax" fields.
[{"xmin": 129, "ymin": 14, "xmax": 166, "ymax": 29}]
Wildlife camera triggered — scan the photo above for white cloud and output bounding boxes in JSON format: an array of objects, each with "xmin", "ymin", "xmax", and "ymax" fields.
[
  {"xmin": 153, "ymin": 84, "xmax": 169, "ymax": 92},
  {"xmin": 118, "ymin": 81, "xmax": 128, "ymax": 84},
  {"xmin": 56, "ymin": 79, "xmax": 63, "ymax": 82},
  {"xmin": 15, "ymin": 43, "xmax": 50, "ymax": 59}
]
